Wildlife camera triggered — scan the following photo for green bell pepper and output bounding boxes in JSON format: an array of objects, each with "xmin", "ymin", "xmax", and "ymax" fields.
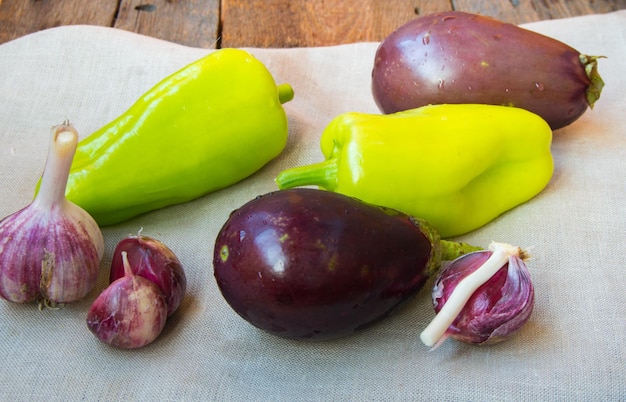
[
  {"xmin": 275, "ymin": 104, "xmax": 553, "ymax": 237},
  {"xmin": 55, "ymin": 48, "xmax": 293, "ymax": 226}
]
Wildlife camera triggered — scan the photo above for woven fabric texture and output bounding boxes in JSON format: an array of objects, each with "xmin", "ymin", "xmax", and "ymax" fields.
[{"xmin": 0, "ymin": 10, "xmax": 624, "ymax": 401}]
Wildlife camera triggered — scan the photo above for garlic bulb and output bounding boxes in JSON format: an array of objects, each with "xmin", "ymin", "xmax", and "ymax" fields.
[
  {"xmin": 420, "ymin": 242, "xmax": 534, "ymax": 348},
  {"xmin": 0, "ymin": 122, "xmax": 104, "ymax": 306}
]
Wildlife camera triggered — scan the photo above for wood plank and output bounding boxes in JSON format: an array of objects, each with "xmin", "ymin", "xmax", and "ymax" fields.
[
  {"xmin": 114, "ymin": 0, "xmax": 220, "ymax": 48},
  {"xmin": 221, "ymin": 0, "xmax": 626, "ymax": 48},
  {"xmin": 0, "ymin": 0, "xmax": 118, "ymax": 44},
  {"xmin": 220, "ymin": 0, "xmax": 450, "ymax": 48},
  {"xmin": 1, "ymin": 0, "xmax": 625, "ymax": 48},
  {"xmin": 453, "ymin": 0, "xmax": 626, "ymax": 25}
]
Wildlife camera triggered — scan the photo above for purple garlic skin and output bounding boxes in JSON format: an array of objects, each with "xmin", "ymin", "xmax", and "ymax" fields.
[
  {"xmin": 87, "ymin": 270, "xmax": 168, "ymax": 349},
  {"xmin": 110, "ymin": 234, "xmax": 186, "ymax": 317},
  {"xmin": 0, "ymin": 206, "xmax": 103, "ymax": 304},
  {"xmin": 0, "ymin": 123, "xmax": 104, "ymax": 305},
  {"xmin": 432, "ymin": 250, "xmax": 535, "ymax": 345}
]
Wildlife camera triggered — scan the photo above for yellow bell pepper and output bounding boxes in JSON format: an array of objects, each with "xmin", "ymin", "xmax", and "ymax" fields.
[{"xmin": 275, "ymin": 104, "xmax": 553, "ymax": 237}]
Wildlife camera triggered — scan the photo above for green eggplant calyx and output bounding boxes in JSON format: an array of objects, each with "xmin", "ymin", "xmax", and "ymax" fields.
[
  {"xmin": 410, "ymin": 216, "xmax": 442, "ymax": 277},
  {"xmin": 277, "ymin": 83, "xmax": 295, "ymax": 104},
  {"xmin": 440, "ymin": 240, "xmax": 483, "ymax": 261},
  {"xmin": 409, "ymin": 216, "xmax": 482, "ymax": 277},
  {"xmin": 275, "ymin": 159, "xmax": 338, "ymax": 190},
  {"xmin": 580, "ymin": 54, "xmax": 606, "ymax": 109}
]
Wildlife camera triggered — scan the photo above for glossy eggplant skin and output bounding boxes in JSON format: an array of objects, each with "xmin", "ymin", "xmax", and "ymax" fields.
[
  {"xmin": 372, "ymin": 11, "xmax": 600, "ymax": 130},
  {"xmin": 213, "ymin": 188, "xmax": 438, "ymax": 340}
]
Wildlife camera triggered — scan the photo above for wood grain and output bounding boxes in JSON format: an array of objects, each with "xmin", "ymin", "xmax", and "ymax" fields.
[
  {"xmin": 0, "ymin": 0, "xmax": 624, "ymax": 48},
  {"xmin": 220, "ymin": 0, "xmax": 626, "ymax": 47},
  {"xmin": 220, "ymin": 0, "xmax": 451, "ymax": 48},
  {"xmin": 114, "ymin": 0, "xmax": 220, "ymax": 48},
  {"xmin": 0, "ymin": 0, "xmax": 118, "ymax": 45},
  {"xmin": 452, "ymin": 0, "xmax": 626, "ymax": 25}
]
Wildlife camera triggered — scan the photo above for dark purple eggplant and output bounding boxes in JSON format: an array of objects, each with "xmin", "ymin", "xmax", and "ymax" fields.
[
  {"xmin": 212, "ymin": 188, "xmax": 479, "ymax": 340},
  {"xmin": 371, "ymin": 11, "xmax": 604, "ymax": 130}
]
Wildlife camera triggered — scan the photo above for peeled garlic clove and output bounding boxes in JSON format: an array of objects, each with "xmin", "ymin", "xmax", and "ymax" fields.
[
  {"xmin": 0, "ymin": 122, "xmax": 104, "ymax": 306},
  {"xmin": 87, "ymin": 251, "xmax": 168, "ymax": 349},
  {"xmin": 110, "ymin": 233, "xmax": 186, "ymax": 317},
  {"xmin": 420, "ymin": 242, "xmax": 535, "ymax": 348}
]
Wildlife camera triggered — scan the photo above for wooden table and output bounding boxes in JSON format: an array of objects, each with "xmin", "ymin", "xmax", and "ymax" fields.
[{"xmin": 1, "ymin": 0, "xmax": 625, "ymax": 48}]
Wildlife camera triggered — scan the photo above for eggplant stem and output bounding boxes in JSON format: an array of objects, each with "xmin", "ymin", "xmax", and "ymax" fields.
[
  {"xmin": 440, "ymin": 240, "xmax": 482, "ymax": 261},
  {"xmin": 580, "ymin": 54, "xmax": 606, "ymax": 109},
  {"xmin": 419, "ymin": 242, "xmax": 521, "ymax": 348}
]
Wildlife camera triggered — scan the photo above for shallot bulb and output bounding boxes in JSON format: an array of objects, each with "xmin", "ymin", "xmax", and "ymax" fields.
[
  {"xmin": 0, "ymin": 122, "xmax": 104, "ymax": 307},
  {"xmin": 87, "ymin": 251, "xmax": 168, "ymax": 349},
  {"xmin": 420, "ymin": 242, "xmax": 534, "ymax": 349}
]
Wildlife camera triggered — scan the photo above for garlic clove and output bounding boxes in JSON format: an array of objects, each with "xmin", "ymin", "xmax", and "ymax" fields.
[
  {"xmin": 0, "ymin": 207, "xmax": 43, "ymax": 303},
  {"xmin": 39, "ymin": 204, "xmax": 104, "ymax": 305},
  {"xmin": 110, "ymin": 232, "xmax": 187, "ymax": 317},
  {"xmin": 87, "ymin": 251, "xmax": 168, "ymax": 349},
  {"xmin": 0, "ymin": 122, "xmax": 104, "ymax": 306}
]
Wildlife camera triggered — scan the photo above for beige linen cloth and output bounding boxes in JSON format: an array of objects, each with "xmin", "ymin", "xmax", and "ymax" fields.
[{"xmin": 0, "ymin": 10, "xmax": 624, "ymax": 402}]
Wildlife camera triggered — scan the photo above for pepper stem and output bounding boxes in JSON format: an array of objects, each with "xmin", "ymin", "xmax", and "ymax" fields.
[
  {"xmin": 277, "ymin": 83, "xmax": 295, "ymax": 104},
  {"xmin": 275, "ymin": 159, "xmax": 338, "ymax": 190},
  {"xmin": 580, "ymin": 54, "xmax": 606, "ymax": 108},
  {"xmin": 419, "ymin": 242, "xmax": 522, "ymax": 349}
]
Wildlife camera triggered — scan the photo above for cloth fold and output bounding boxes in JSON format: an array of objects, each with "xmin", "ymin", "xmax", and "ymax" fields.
[{"xmin": 0, "ymin": 10, "xmax": 624, "ymax": 401}]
